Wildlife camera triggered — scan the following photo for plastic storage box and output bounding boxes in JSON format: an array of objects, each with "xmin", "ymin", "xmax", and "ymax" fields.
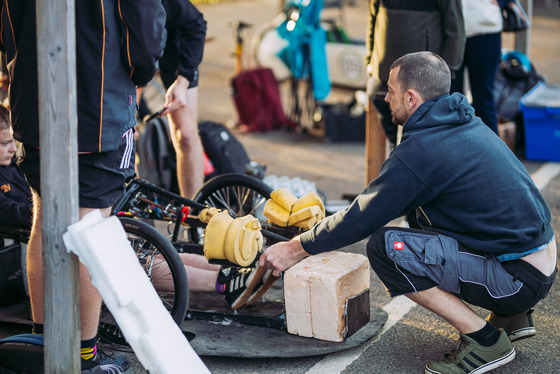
[{"xmin": 520, "ymin": 82, "xmax": 560, "ymax": 162}]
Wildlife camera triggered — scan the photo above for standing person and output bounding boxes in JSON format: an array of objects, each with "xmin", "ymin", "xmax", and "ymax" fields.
[
  {"xmin": 365, "ymin": 0, "xmax": 466, "ymax": 150},
  {"xmin": 260, "ymin": 52, "xmax": 556, "ymax": 374},
  {"xmin": 0, "ymin": 1, "xmax": 166, "ymax": 372},
  {"xmin": 159, "ymin": 0, "xmax": 207, "ymax": 199},
  {"xmin": 0, "ymin": 105, "xmax": 32, "ymax": 227},
  {"xmin": 451, "ymin": 0, "xmax": 506, "ymax": 134}
]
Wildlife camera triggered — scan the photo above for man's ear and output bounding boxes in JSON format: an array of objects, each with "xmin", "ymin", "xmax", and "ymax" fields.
[{"xmin": 406, "ymin": 89, "xmax": 421, "ymax": 110}]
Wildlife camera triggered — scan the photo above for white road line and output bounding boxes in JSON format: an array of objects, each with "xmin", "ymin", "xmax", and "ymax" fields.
[
  {"xmin": 530, "ymin": 162, "xmax": 560, "ymax": 190},
  {"xmin": 305, "ymin": 162, "xmax": 559, "ymax": 374},
  {"xmin": 305, "ymin": 297, "xmax": 416, "ymax": 374}
]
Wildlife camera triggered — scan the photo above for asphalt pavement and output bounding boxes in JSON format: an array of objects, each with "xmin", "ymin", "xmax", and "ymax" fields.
[
  {"xmin": 96, "ymin": 0, "xmax": 560, "ymax": 373},
  {"xmin": 4, "ymin": 0, "xmax": 559, "ymax": 373},
  {"xmin": 192, "ymin": 1, "xmax": 560, "ymax": 373}
]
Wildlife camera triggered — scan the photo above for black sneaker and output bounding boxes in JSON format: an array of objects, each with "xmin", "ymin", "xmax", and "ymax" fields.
[
  {"xmin": 486, "ymin": 309, "xmax": 536, "ymax": 342},
  {"xmin": 217, "ymin": 266, "xmax": 266, "ymax": 310},
  {"xmin": 81, "ymin": 348, "xmax": 130, "ymax": 374},
  {"xmin": 245, "ymin": 269, "xmax": 280, "ymax": 306}
]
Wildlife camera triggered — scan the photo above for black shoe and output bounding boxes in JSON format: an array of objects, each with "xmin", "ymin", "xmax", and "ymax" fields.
[
  {"xmin": 81, "ymin": 348, "xmax": 130, "ymax": 374},
  {"xmin": 245, "ymin": 269, "xmax": 280, "ymax": 305},
  {"xmin": 486, "ymin": 309, "xmax": 536, "ymax": 342},
  {"xmin": 217, "ymin": 266, "xmax": 266, "ymax": 309}
]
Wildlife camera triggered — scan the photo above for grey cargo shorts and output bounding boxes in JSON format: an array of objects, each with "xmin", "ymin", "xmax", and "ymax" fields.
[{"xmin": 367, "ymin": 227, "xmax": 556, "ymax": 315}]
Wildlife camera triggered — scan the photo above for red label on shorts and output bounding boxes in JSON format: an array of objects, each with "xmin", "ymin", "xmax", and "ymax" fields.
[{"xmin": 394, "ymin": 241, "xmax": 404, "ymax": 250}]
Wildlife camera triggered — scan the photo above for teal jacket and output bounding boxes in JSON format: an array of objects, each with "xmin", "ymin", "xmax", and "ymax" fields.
[{"xmin": 301, "ymin": 93, "xmax": 553, "ymax": 257}]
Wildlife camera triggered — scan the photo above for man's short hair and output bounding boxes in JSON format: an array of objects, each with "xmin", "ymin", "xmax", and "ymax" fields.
[
  {"xmin": 390, "ymin": 52, "xmax": 451, "ymax": 101},
  {"xmin": 0, "ymin": 106, "xmax": 10, "ymax": 131}
]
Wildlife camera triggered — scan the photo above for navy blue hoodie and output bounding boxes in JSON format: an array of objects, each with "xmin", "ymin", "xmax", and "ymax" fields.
[
  {"xmin": 0, "ymin": 159, "xmax": 32, "ymax": 227},
  {"xmin": 301, "ymin": 93, "xmax": 553, "ymax": 257}
]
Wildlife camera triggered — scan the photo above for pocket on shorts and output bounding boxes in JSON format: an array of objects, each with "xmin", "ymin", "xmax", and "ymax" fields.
[
  {"xmin": 384, "ymin": 230, "xmax": 460, "ymax": 293},
  {"xmin": 385, "ymin": 231, "xmax": 445, "ymax": 265}
]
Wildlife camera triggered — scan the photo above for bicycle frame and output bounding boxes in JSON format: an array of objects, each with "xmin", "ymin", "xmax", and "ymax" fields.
[{"xmin": 112, "ymin": 178, "xmax": 290, "ymax": 266}]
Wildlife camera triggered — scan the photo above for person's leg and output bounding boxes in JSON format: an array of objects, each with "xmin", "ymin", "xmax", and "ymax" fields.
[
  {"xmin": 26, "ymin": 194, "xmax": 107, "ymax": 339},
  {"xmin": 407, "ymin": 287, "xmax": 486, "ymax": 333},
  {"xmin": 167, "ymin": 87, "xmax": 205, "ymax": 199},
  {"xmin": 450, "ymin": 59, "xmax": 465, "ymax": 95},
  {"xmin": 465, "ymin": 33, "xmax": 501, "ymax": 134},
  {"xmin": 151, "ymin": 253, "xmax": 220, "ymax": 293},
  {"xmin": 179, "ymin": 252, "xmax": 220, "ymax": 271},
  {"xmin": 22, "ymin": 133, "xmax": 134, "ymax": 372},
  {"xmin": 26, "ymin": 190, "xmax": 44, "ymax": 327},
  {"xmin": 367, "ymin": 228, "xmax": 515, "ymax": 373},
  {"xmin": 27, "ymin": 197, "xmax": 108, "ymax": 340}
]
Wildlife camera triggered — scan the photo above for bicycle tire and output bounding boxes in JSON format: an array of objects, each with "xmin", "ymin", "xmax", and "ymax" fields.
[
  {"xmin": 97, "ymin": 217, "xmax": 189, "ymax": 345},
  {"xmin": 193, "ymin": 173, "xmax": 272, "ymax": 220},
  {"xmin": 189, "ymin": 173, "xmax": 272, "ymax": 244}
]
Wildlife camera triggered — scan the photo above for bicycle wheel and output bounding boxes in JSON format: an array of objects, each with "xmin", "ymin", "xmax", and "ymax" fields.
[
  {"xmin": 97, "ymin": 217, "xmax": 189, "ymax": 345},
  {"xmin": 193, "ymin": 173, "xmax": 272, "ymax": 222},
  {"xmin": 189, "ymin": 173, "xmax": 272, "ymax": 245}
]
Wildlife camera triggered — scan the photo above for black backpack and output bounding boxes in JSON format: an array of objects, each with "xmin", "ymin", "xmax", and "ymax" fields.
[
  {"xmin": 135, "ymin": 115, "xmax": 179, "ymax": 193},
  {"xmin": 494, "ymin": 52, "xmax": 545, "ymax": 147}
]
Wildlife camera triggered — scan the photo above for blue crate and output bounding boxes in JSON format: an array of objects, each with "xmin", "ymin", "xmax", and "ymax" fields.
[{"xmin": 520, "ymin": 82, "xmax": 560, "ymax": 162}]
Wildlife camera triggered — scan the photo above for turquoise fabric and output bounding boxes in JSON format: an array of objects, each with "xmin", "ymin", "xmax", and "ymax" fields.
[{"xmin": 276, "ymin": 0, "xmax": 331, "ymax": 100}]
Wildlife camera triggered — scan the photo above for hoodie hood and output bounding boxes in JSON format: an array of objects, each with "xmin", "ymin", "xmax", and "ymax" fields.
[{"xmin": 403, "ymin": 93, "xmax": 474, "ymax": 136}]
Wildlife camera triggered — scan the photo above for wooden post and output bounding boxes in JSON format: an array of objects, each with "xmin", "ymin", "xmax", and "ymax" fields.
[
  {"xmin": 36, "ymin": 0, "xmax": 81, "ymax": 372},
  {"xmin": 365, "ymin": 97, "xmax": 386, "ymax": 186}
]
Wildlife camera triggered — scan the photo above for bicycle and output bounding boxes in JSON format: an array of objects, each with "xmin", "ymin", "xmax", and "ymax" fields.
[
  {"xmin": 230, "ymin": 20, "xmax": 253, "ymax": 75},
  {"xmin": 113, "ymin": 175, "xmax": 294, "ymax": 249},
  {"xmin": 0, "ymin": 216, "xmax": 188, "ymax": 346},
  {"xmin": 246, "ymin": 0, "xmax": 367, "ymax": 133},
  {"xmin": 1, "ymin": 173, "xmax": 313, "ymax": 345}
]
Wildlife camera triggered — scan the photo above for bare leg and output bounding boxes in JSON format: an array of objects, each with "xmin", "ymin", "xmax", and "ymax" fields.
[
  {"xmin": 27, "ymin": 192, "xmax": 108, "ymax": 340},
  {"xmin": 168, "ymin": 86, "xmax": 204, "ymax": 199},
  {"xmin": 26, "ymin": 192, "xmax": 44, "ymax": 325},
  {"xmin": 406, "ymin": 286, "xmax": 486, "ymax": 334},
  {"xmin": 179, "ymin": 252, "xmax": 221, "ymax": 271},
  {"xmin": 151, "ymin": 253, "xmax": 220, "ymax": 292},
  {"xmin": 151, "ymin": 261, "xmax": 218, "ymax": 292}
]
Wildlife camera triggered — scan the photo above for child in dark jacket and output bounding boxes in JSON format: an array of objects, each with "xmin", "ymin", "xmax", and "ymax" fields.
[{"xmin": 0, "ymin": 105, "xmax": 32, "ymax": 227}]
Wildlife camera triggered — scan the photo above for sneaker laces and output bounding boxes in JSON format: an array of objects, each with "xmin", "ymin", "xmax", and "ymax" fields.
[
  {"xmin": 96, "ymin": 346, "xmax": 115, "ymax": 361},
  {"xmin": 443, "ymin": 335, "xmax": 471, "ymax": 364}
]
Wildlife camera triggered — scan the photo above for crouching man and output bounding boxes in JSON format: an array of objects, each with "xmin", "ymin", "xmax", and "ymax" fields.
[{"xmin": 259, "ymin": 51, "xmax": 557, "ymax": 374}]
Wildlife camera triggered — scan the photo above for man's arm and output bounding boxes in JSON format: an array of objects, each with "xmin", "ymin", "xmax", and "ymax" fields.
[
  {"xmin": 117, "ymin": 0, "xmax": 167, "ymax": 86},
  {"xmin": 160, "ymin": 0, "xmax": 207, "ymax": 113},
  {"xmin": 0, "ymin": 189, "xmax": 32, "ymax": 227},
  {"xmin": 301, "ymin": 156, "xmax": 432, "ymax": 256},
  {"xmin": 438, "ymin": 0, "xmax": 466, "ymax": 72},
  {"xmin": 260, "ymin": 156, "xmax": 433, "ymax": 275},
  {"xmin": 0, "ymin": 201, "xmax": 32, "ymax": 227},
  {"xmin": 161, "ymin": 0, "xmax": 207, "ymax": 84}
]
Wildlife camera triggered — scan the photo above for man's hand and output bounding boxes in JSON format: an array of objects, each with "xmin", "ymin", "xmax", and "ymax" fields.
[
  {"xmin": 258, "ymin": 237, "xmax": 310, "ymax": 277},
  {"xmin": 162, "ymin": 75, "xmax": 190, "ymax": 115}
]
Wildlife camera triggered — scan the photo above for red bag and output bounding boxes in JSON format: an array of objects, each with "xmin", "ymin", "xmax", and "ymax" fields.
[{"xmin": 231, "ymin": 68, "xmax": 292, "ymax": 132}]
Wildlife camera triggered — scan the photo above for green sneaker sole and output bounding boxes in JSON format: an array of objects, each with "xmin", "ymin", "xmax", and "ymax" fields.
[{"xmin": 425, "ymin": 348, "xmax": 515, "ymax": 374}]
